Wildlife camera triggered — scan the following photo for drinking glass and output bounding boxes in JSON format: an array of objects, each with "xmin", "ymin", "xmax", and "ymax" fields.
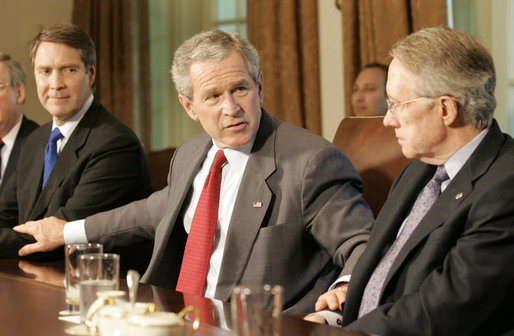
[
  {"xmin": 64, "ymin": 243, "xmax": 103, "ymax": 314},
  {"xmin": 231, "ymin": 284, "xmax": 283, "ymax": 336},
  {"xmin": 78, "ymin": 253, "xmax": 120, "ymax": 323}
]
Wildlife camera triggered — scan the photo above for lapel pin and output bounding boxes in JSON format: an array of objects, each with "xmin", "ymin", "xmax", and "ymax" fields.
[
  {"xmin": 455, "ymin": 192, "xmax": 463, "ymax": 200},
  {"xmin": 253, "ymin": 201, "xmax": 262, "ymax": 208}
]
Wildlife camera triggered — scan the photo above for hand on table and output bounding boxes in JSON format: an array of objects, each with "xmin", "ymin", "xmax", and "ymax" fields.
[{"xmin": 14, "ymin": 216, "xmax": 67, "ymax": 256}]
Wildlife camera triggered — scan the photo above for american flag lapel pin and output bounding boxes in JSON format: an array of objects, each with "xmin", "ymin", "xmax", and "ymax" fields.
[{"xmin": 253, "ymin": 201, "xmax": 262, "ymax": 208}]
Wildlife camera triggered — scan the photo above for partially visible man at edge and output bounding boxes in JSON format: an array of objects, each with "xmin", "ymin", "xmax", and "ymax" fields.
[
  {"xmin": 351, "ymin": 63, "xmax": 388, "ymax": 117},
  {"xmin": 306, "ymin": 27, "xmax": 514, "ymax": 335},
  {"xmin": 14, "ymin": 29, "xmax": 373, "ymax": 314},
  {"xmin": 0, "ymin": 53, "xmax": 39, "ymax": 194},
  {"xmin": 0, "ymin": 23, "xmax": 153, "ymax": 273}
]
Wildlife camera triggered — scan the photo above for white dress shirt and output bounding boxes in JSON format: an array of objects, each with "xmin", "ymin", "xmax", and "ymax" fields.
[
  {"xmin": 51, "ymin": 94, "xmax": 93, "ymax": 153},
  {"xmin": 0, "ymin": 115, "xmax": 23, "ymax": 185}
]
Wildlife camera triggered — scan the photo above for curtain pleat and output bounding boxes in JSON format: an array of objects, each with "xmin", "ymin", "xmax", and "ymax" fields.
[
  {"xmin": 72, "ymin": 0, "xmax": 151, "ymax": 149},
  {"xmin": 247, "ymin": 0, "xmax": 321, "ymax": 135}
]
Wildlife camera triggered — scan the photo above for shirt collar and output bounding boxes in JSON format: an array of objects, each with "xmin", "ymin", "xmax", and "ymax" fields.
[
  {"xmin": 1, "ymin": 114, "xmax": 23, "ymax": 149},
  {"xmin": 210, "ymin": 138, "xmax": 254, "ymax": 172},
  {"xmin": 443, "ymin": 127, "xmax": 489, "ymax": 180},
  {"xmin": 51, "ymin": 94, "xmax": 93, "ymax": 139}
]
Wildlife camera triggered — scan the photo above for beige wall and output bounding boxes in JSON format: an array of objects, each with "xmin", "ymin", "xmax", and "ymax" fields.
[{"xmin": 0, "ymin": 0, "xmax": 73, "ymax": 126}]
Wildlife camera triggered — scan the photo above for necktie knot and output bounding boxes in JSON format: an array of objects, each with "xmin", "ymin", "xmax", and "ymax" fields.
[
  {"xmin": 49, "ymin": 127, "xmax": 64, "ymax": 144},
  {"xmin": 211, "ymin": 150, "xmax": 227, "ymax": 172},
  {"xmin": 433, "ymin": 165, "xmax": 449, "ymax": 184}
]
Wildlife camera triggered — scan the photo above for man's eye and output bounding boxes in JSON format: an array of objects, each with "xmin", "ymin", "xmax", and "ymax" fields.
[
  {"xmin": 233, "ymin": 87, "xmax": 248, "ymax": 96},
  {"xmin": 38, "ymin": 69, "xmax": 50, "ymax": 75},
  {"xmin": 65, "ymin": 68, "xmax": 77, "ymax": 73}
]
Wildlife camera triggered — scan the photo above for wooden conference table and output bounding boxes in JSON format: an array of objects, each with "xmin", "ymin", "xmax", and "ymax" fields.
[{"xmin": 0, "ymin": 258, "xmax": 368, "ymax": 336}]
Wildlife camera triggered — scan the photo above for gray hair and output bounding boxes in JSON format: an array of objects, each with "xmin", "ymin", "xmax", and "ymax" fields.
[
  {"xmin": 171, "ymin": 30, "xmax": 260, "ymax": 98},
  {"xmin": 390, "ymin": 26, "xmax": 495, "ymax": 130},
  {"xmin": 0, "ymin": 52, "xmax": 26, "ymax": 86}
]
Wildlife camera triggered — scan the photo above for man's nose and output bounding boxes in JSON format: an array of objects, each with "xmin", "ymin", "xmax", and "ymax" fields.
[
  {"xmin": 221, "ymin": 93, "xmax": 240, "ymax": 115},
  {"xmin": 383, "ymin": 109, "xmax": 399, "ymax": 128},
  {"xmin": 49, "ymin": 72, "xmax": 65, "ymax": 90}
]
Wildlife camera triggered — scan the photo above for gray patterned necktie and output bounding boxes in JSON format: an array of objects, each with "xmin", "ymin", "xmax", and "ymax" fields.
[{"xmin": 358, "ymin": 165, "xmax": 449, "ymax": 317}]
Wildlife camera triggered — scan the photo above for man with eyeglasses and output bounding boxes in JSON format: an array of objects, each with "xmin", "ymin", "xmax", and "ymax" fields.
[
  {"xmin": 0, "ymin": 53, "xmax": 39, "ymax": 194},
  {"xmin": 306, "ymin": 26, "xmax": 514, "ymax": 335}
]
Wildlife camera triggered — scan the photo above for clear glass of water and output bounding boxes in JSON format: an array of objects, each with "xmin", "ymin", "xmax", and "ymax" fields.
[
  {"xmin": 64, "ymin": 243, "xmax": 103, "ymax": 314},
  {"xmin": 78, "ymin": 253, "xmax": 120, "ymax": 323}
]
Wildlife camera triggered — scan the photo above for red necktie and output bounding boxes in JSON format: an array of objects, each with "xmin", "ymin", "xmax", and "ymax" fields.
[{"xmin": 176, "ymin": 150, "xmax": 227, "ymax": 295}]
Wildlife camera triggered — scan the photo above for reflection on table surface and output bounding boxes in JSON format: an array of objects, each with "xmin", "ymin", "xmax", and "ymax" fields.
[{"xmin": 0, "ymin": 258, "xmax": 368, "ymax": 336}]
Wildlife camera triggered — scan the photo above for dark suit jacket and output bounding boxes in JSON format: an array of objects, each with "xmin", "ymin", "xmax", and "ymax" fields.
[
  {"xmin": 84, "ymin": 110, "xmax": 373, "ymax": 313},
  {"xmin": 0, "ymin": 100, "xmax": 153, "ymax": 265},
  {"xmin": 0, "ymin": 116, "xmax": 39, "ymax": 194},
  {"xmin": 342, "ymin": 120, "xmax": 514, "ymax": 335}
]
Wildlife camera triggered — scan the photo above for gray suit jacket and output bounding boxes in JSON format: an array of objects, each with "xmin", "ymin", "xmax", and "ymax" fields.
[
  {"xmin": 85, "ymin": 110, "xmax": 373, "ymax": 313},
  {"xmin": 0, "ymin": 116, "xmax": 39, "ymax": 194},
  {"xmin": 0, "ymin": 100, "xmax": 153, "ymax": 264},
  {"xmin": 342, "ymin": 120, "xmax": 514, "ymax": 335}
]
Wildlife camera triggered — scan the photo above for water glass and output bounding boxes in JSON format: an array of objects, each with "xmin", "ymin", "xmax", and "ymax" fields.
[
  {"xmin": 64, "ymin": 243, "xmax": 103, "ymax": 313},
  {"xmin": 231, "ymin": 284, "xmax": 283, "ymax": 336},
  {"xmin": 78, "ymin": 253, "xmax": 120, "ymax": 323}
]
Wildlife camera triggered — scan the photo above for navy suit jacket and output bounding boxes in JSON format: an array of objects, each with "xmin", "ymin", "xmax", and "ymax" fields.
[
  {"xmin": 342, "ymin": 120, "xmax": 514, "ymax": 336},
  {"xmin": 0, "ymin": 116, "xmax": 39, "ymax": 194}
]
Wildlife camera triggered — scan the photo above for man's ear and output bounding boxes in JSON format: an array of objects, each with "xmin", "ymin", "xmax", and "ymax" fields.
[
  {"xmin": 15, "ymin": 82, "xmax": 26, "ymax": 105},
  {"xmin": 178, "ymin": 94, "xmax": 198, "ymax": 121},
  {"xmin": 439, "ymin": 95, "xmax": 459, "ymax": 126},
  {"xmin": 87, "ymin": 64, "xmax": 96, "ymax": 87},
  {"xmin": 257, "ymin": 72, "xmax": 264, "ymax": 105}
]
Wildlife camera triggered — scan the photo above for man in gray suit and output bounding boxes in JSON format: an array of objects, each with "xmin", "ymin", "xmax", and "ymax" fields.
[
  {"xmin": 0, "ymin": 53, "xmax": 39, "ymax": 194},
  {"xmin": 15, "ymin": 30, "xmax": 373, "ymax": 313},
  {"xmin": 307, "ymin": 27, "xmax": 514, "ymax": 335},
  {"xmin": 0, "ymin": 23, "xmax": 153, "ymax": 270}
]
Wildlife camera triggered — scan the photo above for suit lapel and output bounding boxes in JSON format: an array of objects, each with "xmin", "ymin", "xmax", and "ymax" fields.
[
  {"xmin": 29, "ymin": 102, "xmax": 101, "ymax": 220},
  {"xmin": 1, "ymin": 117, "xmax": 37, "ymax": 192},
  {"xmin": 22, "ymin": 124, "xmax": 50, "ymax": 217},
  {"xmin": 384, "ymin": 121, "xmax": 505, "ymax": 288},
  {"xmin": 214, "ymin": 110, "xmax": 277, "ymax": 300},
  {"xmin": 144, "ymin": 135, "xmax": 213, "ymax": 282}
]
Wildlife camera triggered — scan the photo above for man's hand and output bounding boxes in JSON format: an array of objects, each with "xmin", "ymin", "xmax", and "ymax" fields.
[
  {"xmin": 314, "ymin": 282, "xmax": 348, "ymax": 311},
  {"xmin": 13, "ymin": 216, "xmax": 66, "ymax": 256}
]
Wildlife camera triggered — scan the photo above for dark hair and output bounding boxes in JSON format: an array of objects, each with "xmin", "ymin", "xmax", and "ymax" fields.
[
  {"xmin": 29, "ymin": 22, "xmax": 96, "ymax": 70},
  {"xmin": 362, "ymin": 62, "xmax": 388, "ymax": 76}
]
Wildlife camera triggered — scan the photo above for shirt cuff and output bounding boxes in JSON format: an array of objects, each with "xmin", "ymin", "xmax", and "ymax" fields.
[
  {"xmin": 329, "ymin": 275, "xmax": 351, "ymax": 290},
  {"xmin": 305, "ymin": 310, "xmax": 343, "ymax": 327},
  {"xmin": 63, "ymin": 219, "xmax": 88, "ymax": 244}
]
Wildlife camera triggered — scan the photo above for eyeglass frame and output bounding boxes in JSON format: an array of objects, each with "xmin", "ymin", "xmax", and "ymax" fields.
[{"xmin": 386, "ymin": 96, "xmax": 434, "ymax": 117}]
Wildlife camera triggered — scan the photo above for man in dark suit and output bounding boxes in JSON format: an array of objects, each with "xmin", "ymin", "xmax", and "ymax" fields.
[
  {"xmin": 0, "ymin": 23, "xmax": 153, "ymax": 267},
  {"xmin": 0, "ymin": 53, "xmax": 39, "ymax": 194},
  {"xmin": 15, "ymin": 30, "xmax": 373, "ymax": 313},
  {"xmin": 307, "ymin": 27, "xmax": 514, "ymax": 335}
]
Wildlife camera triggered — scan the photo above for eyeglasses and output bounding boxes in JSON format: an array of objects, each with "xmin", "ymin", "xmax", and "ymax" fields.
[
  {"xmin": 0, "ymin": 83, "xmax": 11, "ymax": 89},
  {"xmin": 386, "ymin": 96, "xmax": 432, "ymax": 116}
]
